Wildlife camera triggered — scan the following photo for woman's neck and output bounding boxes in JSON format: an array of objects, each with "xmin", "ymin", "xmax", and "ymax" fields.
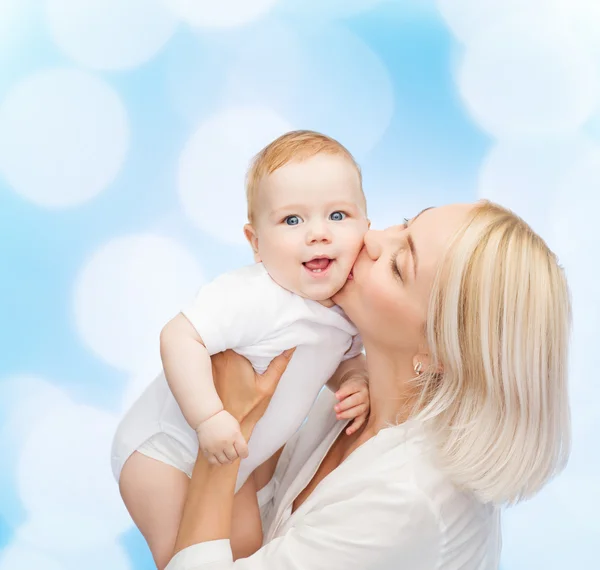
[{"xmin": 352, "ymin": 344, "xmax": 418, "ymax": 448}]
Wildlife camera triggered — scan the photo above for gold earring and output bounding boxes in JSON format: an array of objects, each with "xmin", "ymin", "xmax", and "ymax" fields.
[{"xmin": 414, "ymin": 362, "xmax": 423, "ymax": 376}]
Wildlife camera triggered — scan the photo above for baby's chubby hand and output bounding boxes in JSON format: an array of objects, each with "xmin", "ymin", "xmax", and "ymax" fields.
[
  {"xmin": 334, "ymin": 374, "xmax": 370, "ymax": 435},
  {"xmin": 196, "ymin": 410, "xmax": 249, "ymax": 465}
]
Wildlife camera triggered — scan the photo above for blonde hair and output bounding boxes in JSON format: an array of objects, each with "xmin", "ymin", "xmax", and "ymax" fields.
[
  {"xmin": 416, "ymin": 200, "xmax": 571, "ymax": 505},
  {"xmin": 245, "ymin": 130, "xmax": 363, "ymax": 223}
]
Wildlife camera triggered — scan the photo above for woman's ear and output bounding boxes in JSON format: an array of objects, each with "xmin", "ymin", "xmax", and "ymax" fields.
[
  {"xmin": 244, "ymin": 224, "xmax": 261, "ymax": 263},
  {"xmin": 412, "ymin": 351, "xmax": 443, "ymax": 377}
]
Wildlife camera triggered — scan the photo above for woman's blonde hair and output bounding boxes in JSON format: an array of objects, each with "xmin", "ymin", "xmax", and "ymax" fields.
[{"xmin": 416, "ymin": 200, "xmax": 571, "ymax": 505}]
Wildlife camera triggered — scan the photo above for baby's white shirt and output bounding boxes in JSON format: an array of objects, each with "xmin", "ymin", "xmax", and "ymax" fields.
[{"xmin": 111, "ymin": 263, "xmax": 361, "ymax": 490}]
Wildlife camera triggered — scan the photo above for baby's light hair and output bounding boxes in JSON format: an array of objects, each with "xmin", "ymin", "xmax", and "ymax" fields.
[
  {"xmin": 246, "ymin": 130, "xmax": 364, "ymax": 223},
  {"xmin": 415, "ymin": 200, "xmax": 571, "ymax": 505}
]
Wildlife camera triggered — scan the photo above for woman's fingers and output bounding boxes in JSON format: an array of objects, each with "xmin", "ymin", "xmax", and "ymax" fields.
[{"xmin": 260, "ymin": 347, "xmax": 296, "ymax": 395}]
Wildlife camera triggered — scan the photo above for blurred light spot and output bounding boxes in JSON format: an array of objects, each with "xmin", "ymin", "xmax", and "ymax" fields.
[
  {"xmin": 0, "ymin": 68, "xmax": 129, "ymax": 208},
  {"xmin": 458, "ymin": 22, "xmax": 599, "ymax": 137},
  {"xmin": 502, "ymin": 477, "xmax": 597, "ymax": 569},
  {"xmin": 552, "ymin": 149, "xmax": 600, "ymax": 260},
  {"xmin": 177, "ymin": 105, "xmax": 293, "ymax": 245},
  {"xmin": 280, "ymin": 0, "xmax": 386, "ymax": 19},
  {"xmin": 437, "ymin": 0, "xmax": 559, "ymax": 45},
  {"xmin": 17, "ymin": 398, "xmax": 131, "ymax": 537},
  {"xmin": 120, "ymin": 372, "xmax": 159, "ymax": 415},
  {"xmin": 0, "ymin": 376, "xmax": 71, "ymax": 528},
  {"xmin": 0, "ymin": 539, "xmax": 132, "ymax": 570},
  {"xmin": 45, "ymin": 0, "xmax": 177, "ymax": 70},
  {"xmin": 220, "ymin": 21, "xmax": 394, "ymax": 159},
  {"xmin": 477, "ymin": 135, "xmax": 595, "ymax": 245},
  {"xmin": 162, "ymin": 0, "xmax": 278, "ymax": 29},
  {"xmin": 0, "ymin": 0, "xmax": 22, "ymax": 47},
  {"xmin": 74, "ymin": 234, "xmax": 203, "ymax": 373},
  {"xmin": 557, "ymin": 0, "xmax": 600, "ymax": 59},
  {"xmin": 0, "ymin": 543, "xmax": 65, "ymax": 570}
]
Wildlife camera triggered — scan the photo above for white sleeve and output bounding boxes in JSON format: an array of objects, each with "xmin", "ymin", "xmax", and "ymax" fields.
[
  {"xmin": 181, "ymin": 270, "xmax": 273, "ymax": 355},
  {"xmin": 165, "ymin": 482, "xmax": 440, "ymax": 570},
  {"xmin": 342, "ymin": 334, "xmax": 364, "ymax": 361}
]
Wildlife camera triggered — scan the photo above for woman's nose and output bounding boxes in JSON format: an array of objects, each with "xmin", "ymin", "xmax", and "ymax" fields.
[{"xmin": 363, "ymin": 229, "xmax": 384, "ymax": 260}]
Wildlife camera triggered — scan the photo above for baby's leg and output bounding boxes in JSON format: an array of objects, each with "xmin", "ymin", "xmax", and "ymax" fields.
[
  {"xmin": 119, "ymin": 451, "xmax": 189, "ymax": 570},
  {"xmin": 231, "ymin": 474, "xmax": 262, "ymax": 560}
]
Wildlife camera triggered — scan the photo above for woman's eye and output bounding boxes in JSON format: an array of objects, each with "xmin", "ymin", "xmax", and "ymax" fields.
[
  {"xmin": 389, "ymin": 252, "xmax": 403, "ymax": 282},
  {"xmin": 284, "ymin": 215, "xmax": 302, "ymax": 226},
  {"xmin": 330, "ymin": 211, "xmax": 346, "ymax": 221}
]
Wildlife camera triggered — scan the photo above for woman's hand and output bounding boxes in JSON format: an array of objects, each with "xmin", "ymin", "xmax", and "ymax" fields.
[{"xmin": 211, "ymin": 348, "xmax": 295, "ymax": 440}]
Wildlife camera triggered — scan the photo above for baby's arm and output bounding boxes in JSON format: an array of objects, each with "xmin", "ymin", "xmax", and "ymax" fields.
[
  {"xmin": 160, "ymin": 314, "xmax": 248, "ymax": 464},
  {"xmin": 327, "ymin": 353, "xmax": 370, "ymax": 435}
]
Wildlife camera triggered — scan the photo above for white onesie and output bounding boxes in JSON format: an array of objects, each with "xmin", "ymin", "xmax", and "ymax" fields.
[{"xmin": 111, "ymin": 263, "xmax": 361, "ymax": 491}]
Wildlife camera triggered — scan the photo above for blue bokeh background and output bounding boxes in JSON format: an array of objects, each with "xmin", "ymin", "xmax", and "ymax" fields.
[{"xmin": 1, "ymin": 1, "xmax": 598, "ymax": 569}]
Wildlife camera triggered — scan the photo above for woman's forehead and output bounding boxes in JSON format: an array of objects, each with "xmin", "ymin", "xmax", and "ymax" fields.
[{"xmin": 409, "ymin": 204, "xmax": 472, "ymax": 273}]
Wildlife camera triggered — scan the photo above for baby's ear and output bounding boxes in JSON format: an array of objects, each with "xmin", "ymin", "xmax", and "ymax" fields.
[{"xmin": 243, "ymin": 224, "xmax": 262, "ymax": 263}]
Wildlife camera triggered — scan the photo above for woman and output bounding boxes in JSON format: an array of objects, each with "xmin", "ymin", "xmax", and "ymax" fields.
[{"xmin": 165, "ymin": 201, "xmax": 571, "ymax": 570}]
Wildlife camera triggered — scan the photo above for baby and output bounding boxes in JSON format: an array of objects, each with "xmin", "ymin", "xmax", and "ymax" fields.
[{"xmin": 112, "ymin": 130, "xmax": 370, "ymax": 568}]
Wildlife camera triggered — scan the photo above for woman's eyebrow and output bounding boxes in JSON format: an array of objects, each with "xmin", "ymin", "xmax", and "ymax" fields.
[
  {"xmin": 409, "ymin": 206, "xmax": 434, "ymax": 225},
  {"xmin": 407, "ymin": 234, "xmax": 417, "ymax": 278}
]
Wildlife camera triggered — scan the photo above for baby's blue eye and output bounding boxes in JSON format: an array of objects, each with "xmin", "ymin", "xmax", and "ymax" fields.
[
  {"xmin": 285, "ymin": 215, "xmax": 302, "ymax": 225},
  {"xmin": 330, "ymin": 211, "xmax": 346, "ymax": 221}
]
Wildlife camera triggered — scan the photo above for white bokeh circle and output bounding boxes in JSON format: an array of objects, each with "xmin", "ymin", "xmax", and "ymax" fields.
[
  {"xmin": 221, "ymin": 22, "xmax": 394, "ymax": 159},
  {"xmin": 477, "ymin": 135, "xmax": 596, "ymax": 246},
  {"xmin": 45, "ymin": 0, "xmax": 177, "ymax": 70},
  {"xmin": 501, "ymin": 475, "xmax": 598, "ymax": 569},
  {"xmin": 162, "ymin": 0, "xmax": 278, "ymax": 28},
  {"xmin": 177, "ymin": 106, "xmax": 293, "ymax": 245},
  {"xmin": 551, "ymin": 149, "xmax": 600, "ymax": 423},
  {"xmin": 552, "ymin": 148, "xmax": 600, "ymax": 261},
  {"xmin": 17, "ymin": 398, "xmax": 131, "ymax": 536},
  {"xmin": 0, "ymin": 543, "xmax": 65, "ymax": 570},
  {"xmin": 0, "ymin": 68, "xmax": 129, "ymax": 208},
  {"xmin": 0, "ymin": 375, "xmax": 72, "ymax": 451},
  {"xmin": 558, "ymin": 0, "xmax": 600, "ymax": 59},
  {"xmin": 74, "ymin": 234, "xmax": 203, "ymax": 373},
  {"xmin": 120, "ymin": 371, "xmax": 161, "ymax": 414},
  {"xmin": 0, "ymin": 0, "xmax": 22, "ymax": 49},
  {"xmin": 457, "ymin": 22, "xmax": 599, "ymax": 138},
  {"xmin": 0, "ymin": 539, "xmax": 132, "ymax": 570},
  {"xmin": 281, "ymin": 0, "xmax": 386, "ymax": 19},
  {"xmin": 437, "ymin": 0, "xmax": 559, "ymax": 45}
]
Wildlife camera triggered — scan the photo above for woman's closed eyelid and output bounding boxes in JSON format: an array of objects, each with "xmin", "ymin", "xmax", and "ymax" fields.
[{"xmin": 389, "ymin": 251, "xmax": 403, "ymax": 282}]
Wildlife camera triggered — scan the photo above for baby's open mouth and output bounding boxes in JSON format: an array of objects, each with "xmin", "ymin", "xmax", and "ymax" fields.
[{"xmin": 303, "ymin": 257, "xmax": 333, "ymax": 273}]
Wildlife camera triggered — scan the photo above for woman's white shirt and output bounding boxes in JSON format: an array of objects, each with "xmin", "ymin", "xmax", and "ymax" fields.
[{"xmin": 166, "ymin": 389, "xmax": 502, "ymax": 570}]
